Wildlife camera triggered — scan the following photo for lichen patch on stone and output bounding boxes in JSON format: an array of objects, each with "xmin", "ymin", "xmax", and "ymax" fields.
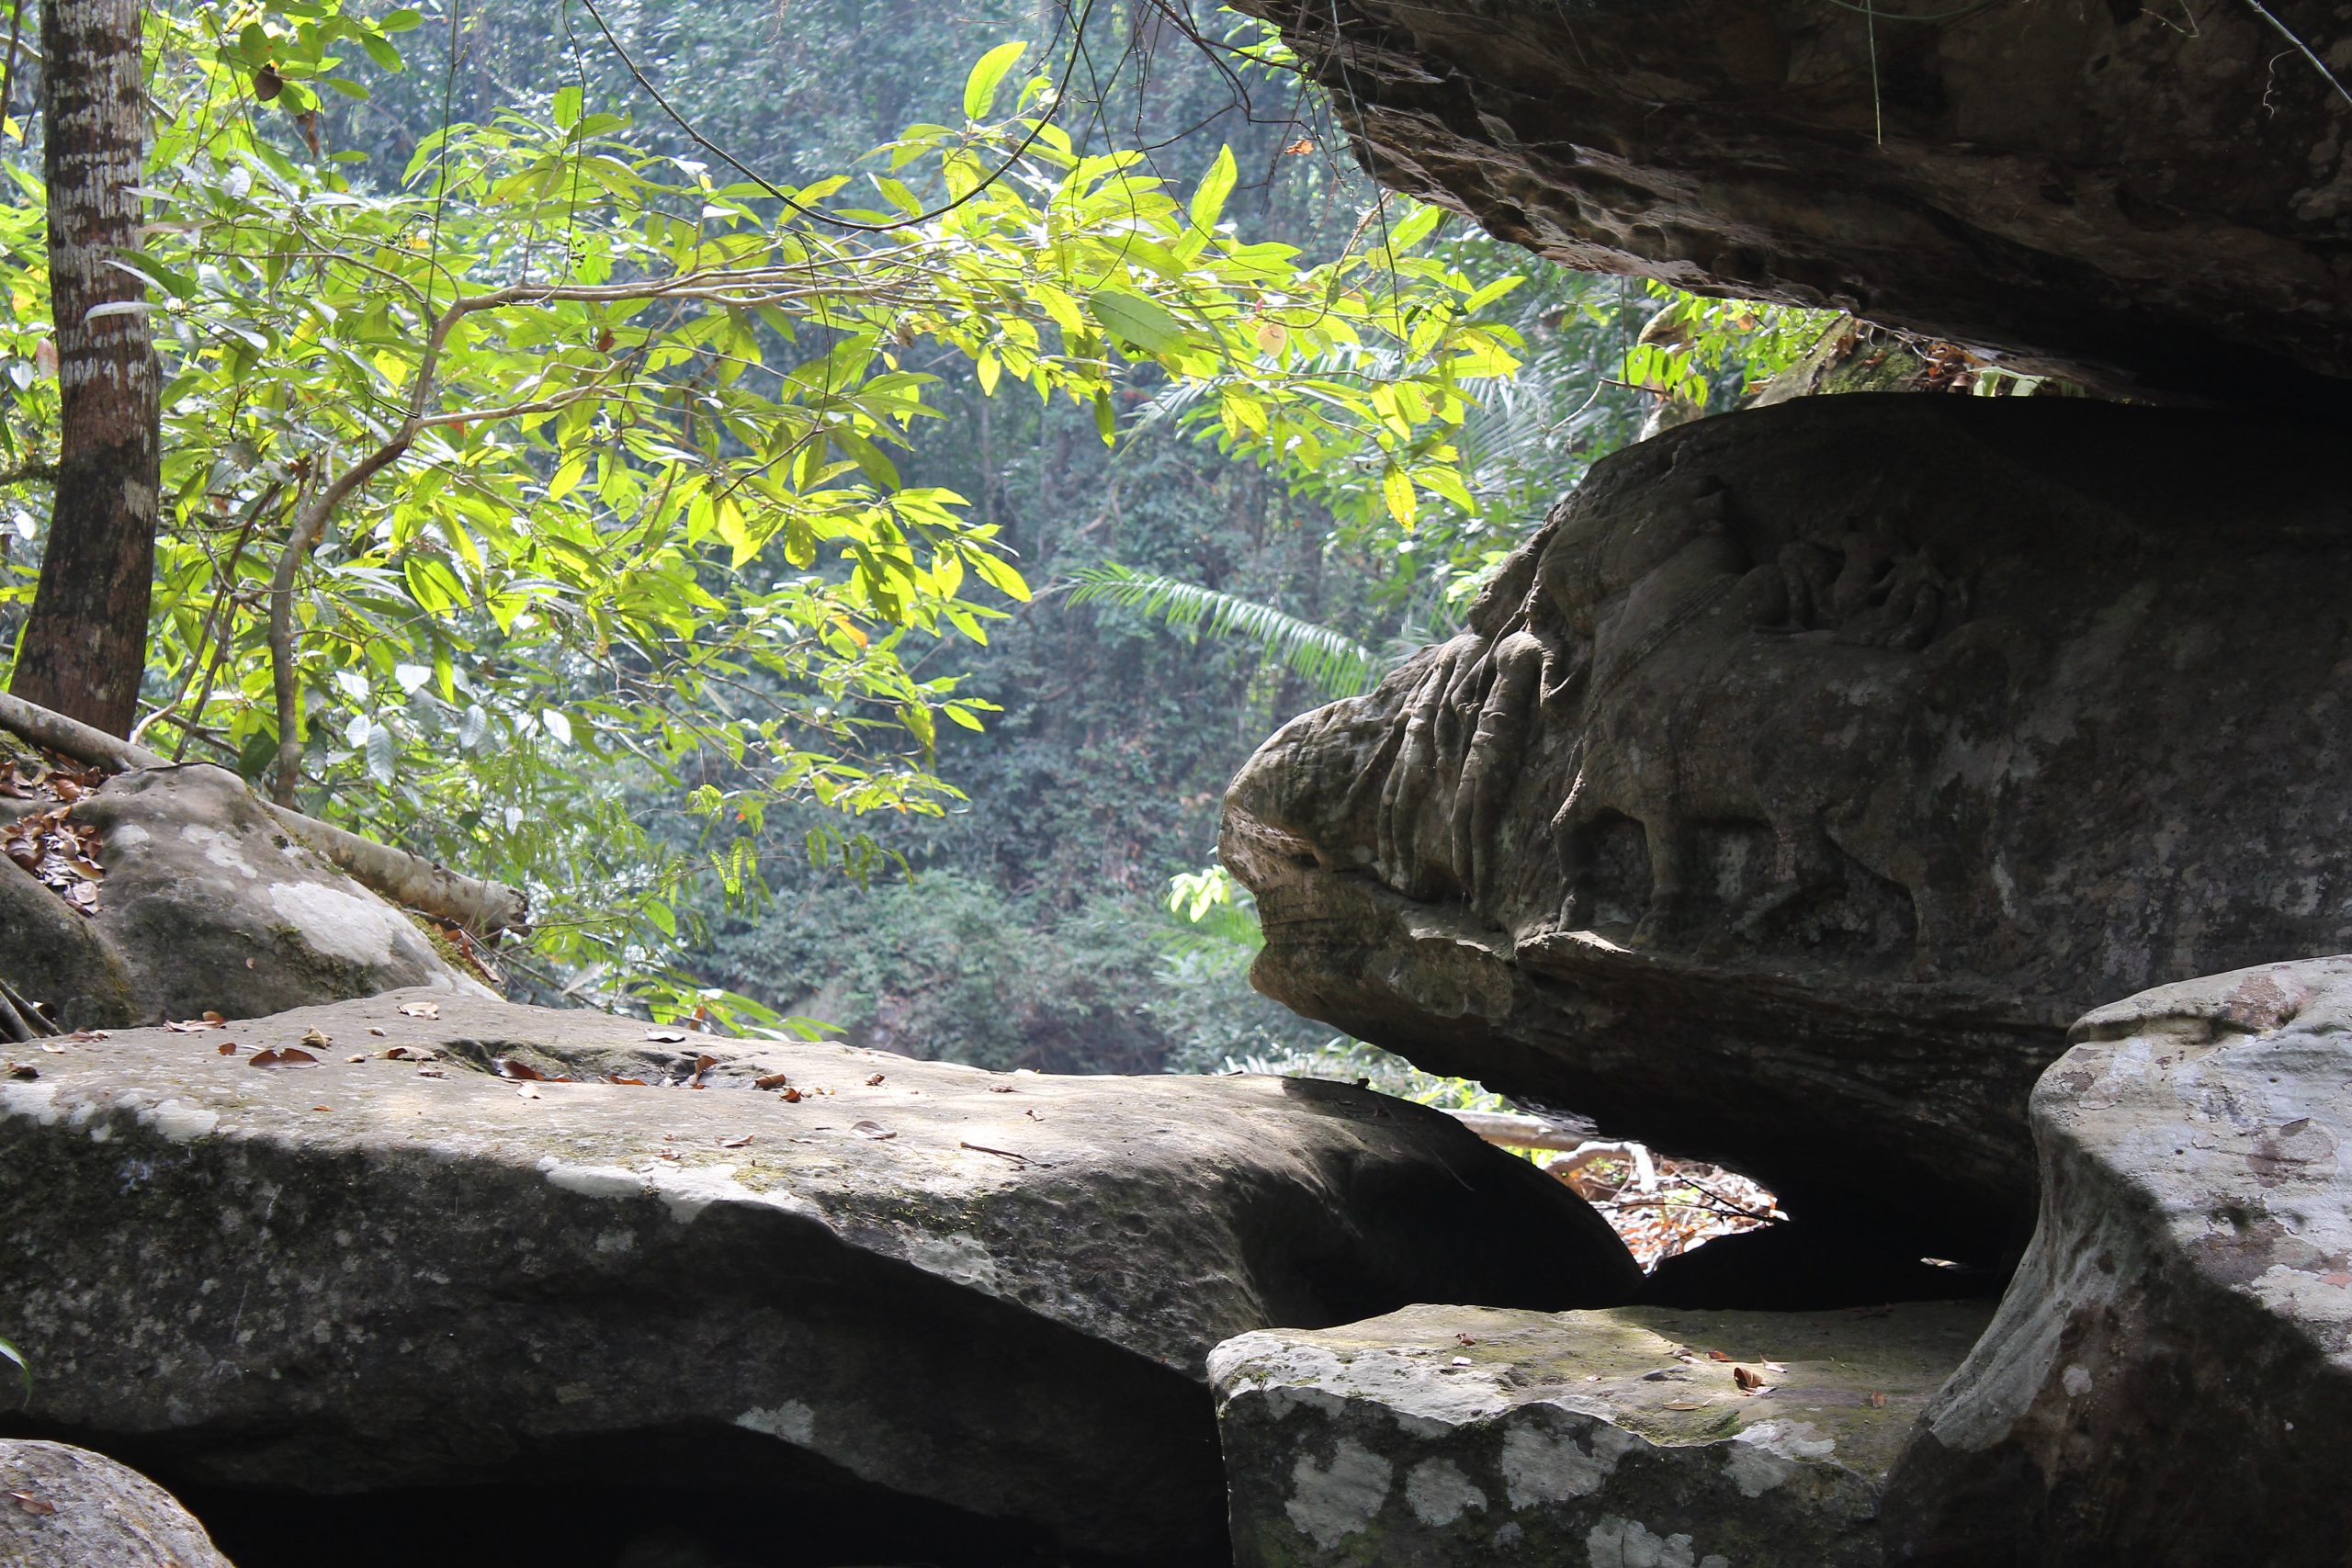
[{"xmin": 1285, "ymin": 1439, "xmax": 1394, "ymax": 1550}]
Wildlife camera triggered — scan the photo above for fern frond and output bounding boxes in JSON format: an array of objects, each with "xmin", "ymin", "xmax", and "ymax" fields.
[{"xmin": 1066, "ymin": 565, "xmax": 1383, "ymax": 699}]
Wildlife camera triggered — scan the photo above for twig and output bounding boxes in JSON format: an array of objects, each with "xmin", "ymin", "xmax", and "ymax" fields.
[
  {"xmin": 958, "ymin": 1140, "xmax": 1038, "ymax": 1164},
  {"xmin": 0, "ymin": 977, "xmax": 55, "ymax": 1041},
  {"xmin": 2237, "ymin": 0, "xmax": 2352, "ymax": 107}
]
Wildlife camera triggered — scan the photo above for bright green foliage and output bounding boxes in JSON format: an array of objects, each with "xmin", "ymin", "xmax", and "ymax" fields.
[
  {"xmin": 1620, "ymin": 281, "xmax": 1839, "ymax": 412},
  {"xmin": 1067, "ymin": 564, "xmax": 1381, "ymax": 698},
  {"xmin": 0, "ymin": 1, "xmax": 1523, "ymax": 1010}
]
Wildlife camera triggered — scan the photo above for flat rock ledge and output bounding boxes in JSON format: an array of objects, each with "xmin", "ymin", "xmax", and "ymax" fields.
[
  {"xmin": 1211, "ymin": 1299, "xmax": 1991, "ymax": 1567},
  {"xmin": 1887, "ymin": 955, "xmax": 2352, "ymax": 1565},
  {"xmin": 0, "ymin": 1439, "xmax": 235, "ymax": 1567},
  {"xmin": 0, "ymin": 990, "xmax": 1636, "ymax": 1567}
]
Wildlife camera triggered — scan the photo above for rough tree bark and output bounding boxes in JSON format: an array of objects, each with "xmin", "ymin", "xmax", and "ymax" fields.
[{"xmin": 7, "ymin": 0, "xmax": 159, "ymax": 739}]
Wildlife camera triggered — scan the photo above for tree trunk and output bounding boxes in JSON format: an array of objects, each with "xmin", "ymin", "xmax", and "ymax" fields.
[{"xmin": 7, "ymin": 0, "xmax": 158, "ymax": 739}]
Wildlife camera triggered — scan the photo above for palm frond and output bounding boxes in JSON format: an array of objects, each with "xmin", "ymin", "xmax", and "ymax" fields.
[{"xmin": 1065, "ymin": 565, "xmax": 1383, "ymax": 699}]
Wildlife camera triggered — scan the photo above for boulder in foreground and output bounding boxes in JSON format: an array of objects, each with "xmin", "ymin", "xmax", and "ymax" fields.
[
  {"xmin": 1212, "ymin": 1299, "xmax": 1990, "ymax": 1567},
  {"xmin": 0, "ymin": 991, "xmax": 1636, "ymax": 1566},
  {"xmin": 1888, "ymin": 956, "xmax": 2352, "ymax": 1566},
  {"xmin": 0, "ymin": 1439, "xmax": 236, "ymax": 1567}
]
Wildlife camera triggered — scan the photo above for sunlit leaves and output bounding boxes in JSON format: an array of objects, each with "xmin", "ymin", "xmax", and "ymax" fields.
[{"xmin": 0, "ymin": 8, "xmax": 1521, "ymax": 998}]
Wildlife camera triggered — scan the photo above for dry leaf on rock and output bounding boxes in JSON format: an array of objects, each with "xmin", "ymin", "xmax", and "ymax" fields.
[
  {"xmin": 300, "ymin": 1027, "xmax": 333, "ymax": 1048},
  {"xmin": 753, "ymin": 1073, "xmax": 791, "ymax": 1090},
  {"xmin": 851, "ymin": 1120, "xmax": 896, "ymax": 1140},
  {"xmin": 718, "ymin": 1134, "xmax": 752, "ymax": 1149},
  {"xmin": 645, "ymin": 1028, "xmax": 688, "ymax": 1043},
  {"xmin": 396, "ymin": 1001, "xmax": 440, "ymax": 1020},
  {"xmin": 250, "ymin": 1047, "xmax": 320, "ymax": 1068}
]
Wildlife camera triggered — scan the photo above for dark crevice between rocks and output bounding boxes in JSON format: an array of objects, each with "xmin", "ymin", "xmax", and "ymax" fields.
[
  {"xmin": 1639, "ymin": 1219, "xmax": 2011, "ymax": 1311},
  {"xmin": 135, "ymin": 1421, "xmax": 1116, "ymax": 1568}
]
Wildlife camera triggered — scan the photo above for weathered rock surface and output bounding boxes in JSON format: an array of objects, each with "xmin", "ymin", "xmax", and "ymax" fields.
[
  {"xmin": 1212, "ymin": 1299, "xmax": 1991, "ymax": 1566},
  {"xmin": 1235, "ymin": 0, "xmax": 2352, "ymax": 410},
  {"xmin": 1224, "ymin": 395, "xmax": 2352, "ymax": 1260},
  {"xmin": 0, "ymin": 764, "xmax": 488, "ymax": 1031},
  {"xmin": 0, "ymin": 990, "xmax": 1636, "ymax": 1566},
  {"xmin": 1885, "ymin": 956, "xmax": 2352, "ymax": 1565},
  {"xmin": 0, "ymin": 1439, "xmax": 236, "ymax": 1567}
]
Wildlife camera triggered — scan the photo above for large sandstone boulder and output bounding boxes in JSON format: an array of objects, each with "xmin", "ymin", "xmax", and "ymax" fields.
[
  {"xmin": 1212, "ymin": 1299, "xmax": 1991, "ymax": 1567},
  {"xmin": 0, "ymin": 990, "xmax": 1636, "ymax": 1566},
  {"xmin": 0, "ymin": 763, "xmax": 489, "ymax": 1031},
  {"xmin": 0, "ymin": 1440, "xmax": 236, "ymax": 1567},
  {"xmin": 1223, "ymin": 395, "xmax": 2352, "ymax": 1261},
  {"xmin": 1233, "ymin": 0, "xmax": 2352, "ymax": 411},
  {"xmin": 1885, "ymin": 956, "xmax": 2352, "ymax": 1565}
]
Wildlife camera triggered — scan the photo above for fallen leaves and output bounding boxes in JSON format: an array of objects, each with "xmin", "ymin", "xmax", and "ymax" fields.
[
  {"xmin": 4, "ymin": 805, "xmax": 107, "ymax": 916},
  {"xmin": 396, "ymin": 1001, "xmax": 440, "ymax": 1020},
  {"xmin": 1734, "ymin": 1365, "xmax": 1764, "ymax": 1392},
  {"xmin": 4, "ymin": 1064, "xmax": 35, "ymax": 1081},
  {"xmin": 299, "ymin": 1027, "xmax": 333, "ymax": 1049},
  {"xmin": 718, "ymin": 1134, "xmax": 753, "ymax": 1149},
  {"xmin": 645, "ymin": 1028, "xmax": 689, "ymax": 1043},
  {"xmin": 865, "ymin": 1073, "xmax": 886, "ymax": 1087},
  {"xmin": 166, "ymin": 1013, "xmax": 228, "ymax": 1032},
  {"xmin": 753, "ymin": 1073, "xmax": 791, "ymax": 1090},
  {"xmin": 248, "ymin": 1047, "xmax": 319, "ymax": 1068},
  {"xmin": 851, "ymin": 1120, "xmax": 896, "ymax": 1140},
  {"xmin": 7, "ymin": 1489, "xmax": 56, "ymax": 1516},
  {"xmin": 216, "ymin": 1042, "xmax": 237, "ymax": 1056}
]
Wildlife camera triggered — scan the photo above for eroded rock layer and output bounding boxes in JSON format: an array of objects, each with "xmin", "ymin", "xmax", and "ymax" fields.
[
  {"xmin": 1234, "ymin": 0, "xmax": 2352, "ymax": 409},
  {"xmin": 1223, "ymin": 395, "xmax": 2352, "ymax": 1259},
  {"xmin": 1887, "ymin": 956, "xmax": 2352, "ymax": 1565},
  {"xmin": 0, "ymin": 990, "xmax": 1635, "ymax": 1566}
]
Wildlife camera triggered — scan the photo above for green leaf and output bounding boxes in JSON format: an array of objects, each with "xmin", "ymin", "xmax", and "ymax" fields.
[
  {"xmin": 1086, "ymin": 288, "xmax": 1187, "ymax": 357},
  {"xmin": 553, "ymin": 85, "xmax": 582, "ymax": 130},
  {"xmin": 364, "ymin": 722, "xmax": 396, "ymax": 786},
  {"xmin": 0, "ymin": 1336, "xmax": 28, "ymax": 1406},
  {"xmin": 402, "ymin": 556, "xmax": 465, "ymax": 615},
  {"xmin": 962, "ymin": 40, "xmax": 1028, "ymax": 121},
  {"xmin": 1190, "ymin": 145, "xmax": 1238, "ymax": 233},
  {"xmin": 1381, "ymin": 466, "xmax": 1419, "ymax": 529}
]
